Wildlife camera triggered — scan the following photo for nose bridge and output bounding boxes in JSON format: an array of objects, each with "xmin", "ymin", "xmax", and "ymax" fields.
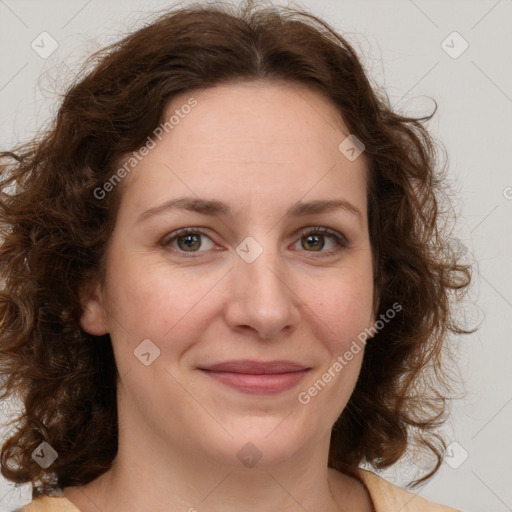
[
  {"xmin": 227, "ymin": 232, "xmax": 298, "ymax": 339},
  {"xmin": 237, "ymin": 232, "xmax": 288, "ymax": 300}
]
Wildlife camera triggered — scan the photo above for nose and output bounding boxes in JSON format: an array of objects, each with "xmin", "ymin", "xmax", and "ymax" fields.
[{"xmin": 223, "ymin": 237, "xmax": 300, "ymax": 340}]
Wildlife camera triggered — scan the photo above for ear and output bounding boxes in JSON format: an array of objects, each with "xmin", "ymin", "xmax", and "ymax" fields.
[{"xmin": 79, "ymin": 281, "xmax": 109, "ymax": 336}]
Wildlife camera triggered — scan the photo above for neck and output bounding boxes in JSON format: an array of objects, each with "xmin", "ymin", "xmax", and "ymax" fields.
[
  {"xmin": 65, "ymin": 437, "xmax": 342, "ymax": 512},
  {"xmin": 62, "ymin": 389, "xmax": 366, "ymax": 512}
]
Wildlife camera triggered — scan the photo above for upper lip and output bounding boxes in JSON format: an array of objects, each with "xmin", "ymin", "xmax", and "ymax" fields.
[{"xmin": 198, "ymin": 360, "xmax": 309, "ymax": 374}]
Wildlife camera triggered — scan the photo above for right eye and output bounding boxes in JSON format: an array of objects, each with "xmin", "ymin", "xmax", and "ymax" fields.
[{"xmin": 160, "ymin": 227, "xmax": 217, "ymax": 256}]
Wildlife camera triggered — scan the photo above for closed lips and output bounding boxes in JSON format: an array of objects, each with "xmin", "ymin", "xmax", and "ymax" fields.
[{"xmin": 198, "ymin": 360, "xmax": 310, "ymax": 374}]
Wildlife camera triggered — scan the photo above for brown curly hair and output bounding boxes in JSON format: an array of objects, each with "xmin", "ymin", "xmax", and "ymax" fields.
[{"xmin": 0, "ymin": 0, "xmax": 472, "ymax": 498}]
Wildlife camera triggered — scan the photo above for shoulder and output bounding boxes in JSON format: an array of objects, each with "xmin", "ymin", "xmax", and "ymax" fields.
[
  {"xmin": 17, "ymin": 495, "xmax": 81, "ymax": 512},
  {"xmin": 354, "ymin": 467, "xmax": 463, "ymax": 512}
]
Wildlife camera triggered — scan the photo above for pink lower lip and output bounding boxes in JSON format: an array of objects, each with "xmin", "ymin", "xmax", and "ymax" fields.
[{"xmin": 200, "ymin": 369, "xmax": 309, "ymax": 395}]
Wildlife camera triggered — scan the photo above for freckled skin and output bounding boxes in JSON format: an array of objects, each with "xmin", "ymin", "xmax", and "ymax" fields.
[{"xmin": 71, "ymin": 81, "xmax": 375, "ymax": 512}]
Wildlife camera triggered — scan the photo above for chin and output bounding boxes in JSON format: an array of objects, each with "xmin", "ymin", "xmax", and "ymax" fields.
[{"xmin": 204, "ymin": 418, "xmax": 317, "ymax": 469}]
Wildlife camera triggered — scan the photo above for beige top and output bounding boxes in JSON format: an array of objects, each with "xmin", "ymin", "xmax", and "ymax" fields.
[{"xmin": 18, "ymin": 468, "xmax": 462, "ymax": 512}]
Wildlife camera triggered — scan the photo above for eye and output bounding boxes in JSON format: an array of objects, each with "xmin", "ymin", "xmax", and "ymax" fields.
[
  {"xmin": 293, "ymin": 226, "xmax": 349, "ymax": 256},
  {"xmin": 160, "ymin": 226, "xmax": 349, "ymax": 257},
  {"xmin": 160, "ymin": 227, "xmax": 215, "ymax": 255}
]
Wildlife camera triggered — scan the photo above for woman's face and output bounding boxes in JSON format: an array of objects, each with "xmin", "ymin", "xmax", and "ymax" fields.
[{"xmin": 81, "ymin": 80, "xmax": 375, "ymax": 468}]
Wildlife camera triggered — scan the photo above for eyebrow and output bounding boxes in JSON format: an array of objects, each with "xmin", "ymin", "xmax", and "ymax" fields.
[{"xmin": 137, "ymin": 196, "xmax": 363, "ymax": 225}]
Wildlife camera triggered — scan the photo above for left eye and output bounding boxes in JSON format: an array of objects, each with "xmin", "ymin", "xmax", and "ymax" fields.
[
  {"xmin": 161, "ymin": 227, "xmax": 348, "ymax": 256},
  {"xmin": 295, "ymin": 227, "xmax": 348, "ymax": 254}
]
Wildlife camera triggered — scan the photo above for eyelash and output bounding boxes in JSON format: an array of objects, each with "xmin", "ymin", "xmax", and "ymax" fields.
[{"xmin": 160, "ymin": 226, "xmax": 349, "ymax": 258}]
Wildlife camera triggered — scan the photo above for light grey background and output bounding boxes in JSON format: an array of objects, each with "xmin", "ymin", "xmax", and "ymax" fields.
[{"xmin": 0, "ymin": 1, "xmax": 511, "ymax": 511}]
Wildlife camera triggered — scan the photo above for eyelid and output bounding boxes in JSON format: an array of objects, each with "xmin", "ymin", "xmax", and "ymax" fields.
[{"xmin": 160, "ymin": 225, "xmax": 350, "ymax": 257}]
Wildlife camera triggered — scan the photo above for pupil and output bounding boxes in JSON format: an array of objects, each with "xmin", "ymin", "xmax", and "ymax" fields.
[
  {"xmin": 181, "ymin": 234, "xmax": 200, "ymax": 250},
  {"xmin": 306, "ymin": 234, "xmax": 323, "ymax": 251}
]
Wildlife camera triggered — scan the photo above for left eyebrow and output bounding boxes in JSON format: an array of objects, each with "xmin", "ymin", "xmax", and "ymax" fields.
[
  {"xmin": 286, "ymin": 198, "xmax": 363, "ymax": 225},
  {"xmin": 137, "ymin": 196, "xmax": 363, "ymax": 226}
]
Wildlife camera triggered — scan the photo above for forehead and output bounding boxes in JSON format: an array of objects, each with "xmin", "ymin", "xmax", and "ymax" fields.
[
  {"xmin": 117, "ymin": 80, "xmax": 368, "ymax": 221},
  {"xmin": 162, "ymin": 79, "xmax": 352, "ymax": 161}
]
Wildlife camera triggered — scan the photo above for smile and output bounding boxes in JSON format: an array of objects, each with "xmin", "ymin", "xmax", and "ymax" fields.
[{"xmin": 199, "ymin": 369, "xmax": 310, "ymax": 395}]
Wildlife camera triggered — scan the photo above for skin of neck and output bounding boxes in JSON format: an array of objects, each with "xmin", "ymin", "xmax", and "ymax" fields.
[{"xmin": 63, "ymin": 383, "xmax": 357, "ymax": 512}]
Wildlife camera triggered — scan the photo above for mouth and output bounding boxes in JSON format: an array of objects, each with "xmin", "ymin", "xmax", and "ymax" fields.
[{"xmin": 197, "ymin": 360, "xmax": 311, "ymax": 395}]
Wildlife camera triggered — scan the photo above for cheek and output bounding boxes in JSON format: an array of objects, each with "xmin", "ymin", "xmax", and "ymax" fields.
[
  {"xmin": 102, "ymin": 248, "xmax": 223, "ymax": 349},
  {"xmin": 296, "ymin": 273, "xmax": 372, "ymax": 423},
  {"xmin": 308, "ymin": 267, "xmax": 374, "ymax": 353}
]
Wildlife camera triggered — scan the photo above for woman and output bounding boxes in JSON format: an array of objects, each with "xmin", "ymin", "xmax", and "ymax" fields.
[{"xmin": 0, "ymin": 1, "xmax": 472, "ymax": 511}]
